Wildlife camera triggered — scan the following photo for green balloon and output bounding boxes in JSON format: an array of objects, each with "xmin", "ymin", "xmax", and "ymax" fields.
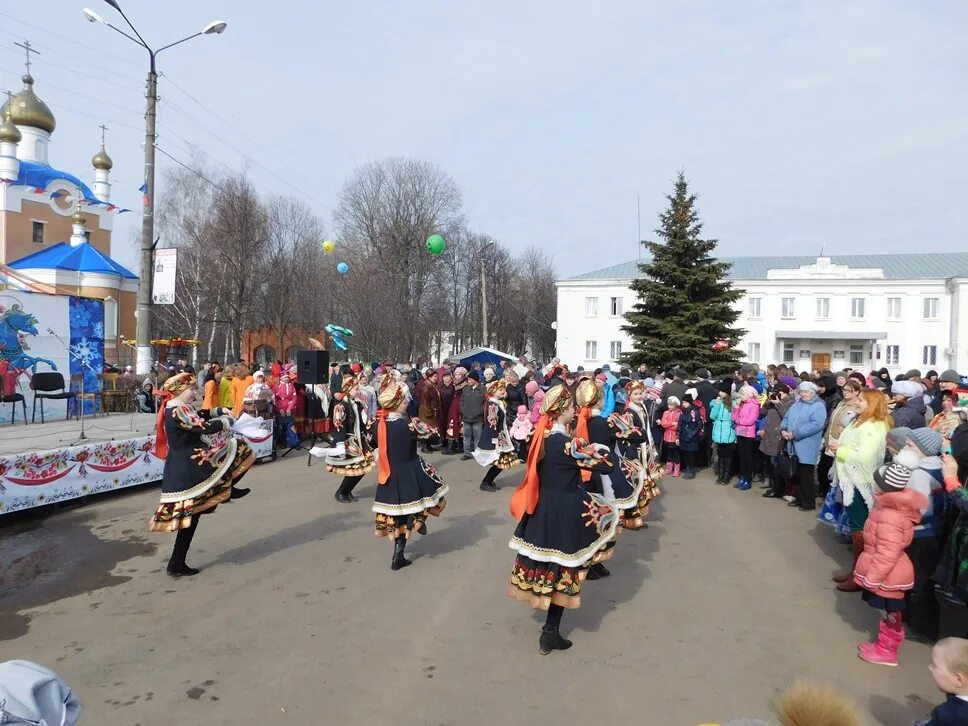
[{"xmin": 426, "ymin": 234, "xmax": 446, "ymax": 255}]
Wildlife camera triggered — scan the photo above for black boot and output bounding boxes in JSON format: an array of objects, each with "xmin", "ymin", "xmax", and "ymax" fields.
[
  {"xmin": 442, "ymin": 441, "xmax": 456, "ymax": 456},
  {"xmin": 391, "ymin": 536, "xmax": 412, "ymax": 571},
  {"xmin": 167, "ymin": 519, "xmax": 200, "ymax": 577},
  {"xmin": 456, "ymin": 439, "xmax": 464, "ymax": 454},
  {"xmin": 539, "ymin": 626, "xmax": 573, "ymax": 655},
  {"xmin": 586, "ymin": 562, "xmax": 610, "ymax": 580},
  {"xmin": 230, "ymin": 486, "xmax": 250, "ymax": 499}
]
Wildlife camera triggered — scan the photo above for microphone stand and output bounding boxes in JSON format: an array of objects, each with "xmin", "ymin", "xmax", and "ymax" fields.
[{"xmin": 46, "ymin": 328, "xmax": 98, "ymax": 444}]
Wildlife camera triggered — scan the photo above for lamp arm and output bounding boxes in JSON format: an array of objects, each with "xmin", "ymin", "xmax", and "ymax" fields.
[
  {"xmin": 107, "ymin": 1, "xmax": 151, "ymax": 49},
  {"xmin": 156, "ymin": 32, "xmax": 203, "ymax": 55}
]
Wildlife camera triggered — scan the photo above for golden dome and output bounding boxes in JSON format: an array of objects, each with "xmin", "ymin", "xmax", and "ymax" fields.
[
  {"xmin": 92, "ymin": 147, "xmax": 113, "ymax": 171},
  {"xmin": 0, "ymin": 75, "xmax": 55, "ymax": 134},
  {"xmin": 72, "ymin": 210, "xmax": 87, "ymax": 226},
  {"xmin": 0, "ymin": 111, "xmax": 20, "ymax": 143}
]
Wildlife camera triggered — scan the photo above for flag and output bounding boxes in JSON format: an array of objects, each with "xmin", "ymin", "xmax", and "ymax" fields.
[
  {"xmin": 117, "ymin": 208, "xmax": 132, "ymax": 214},
  {"xmin": 138, "ymin": 183, "xmax": 148, "ymax": 207},
  {"xmin": 50, "ymin": 190, "xmax": 67, "ymax": 199},
  {"xmin": 31, "ymin": 187, "xmax": 45, "ymax": 195},
  {"xmin": 106, "ymin": 204, "xmax": 117, "ymax": 212}
]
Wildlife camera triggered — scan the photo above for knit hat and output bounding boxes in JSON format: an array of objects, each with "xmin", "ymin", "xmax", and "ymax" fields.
[
  {"xmin": 253, "ymin": 370, "xmax": 265, "ymax": 379},
  {"xmin": 694, "ymin": 368, "xmax": 711, "ymax": 379},
  {"xmin": 908, "ymin": 427, "xmax": 943, "ymax": 456},
  {"xmin": 454, "ymin": 366, "xmax": 468, "ymax": 379},
  {"xmin": 685, "ymin": 387, "xmax": 698, "ymax": 400},
  {"xmin": 797, "ymin": 381, "xmax": 819, "ymax": 394},
  {"xmin": 904, "ymin": 368, "xmax": 922, "ymax": 380},
  {"xmin": 667, "ymin": 395, "xmax": 680, "ymax": 407},
  {"xmin": 874, "ymin": 462, "xmax": 912, "ymax": 493},
  {"xmin": 940, "ymin": 369, "xmax": 962, "ymax": 384},
  {"xmin": 682, "ymin": 393, "xmax": 694, "ymax": 403},
  {"xmin": 892, "ymin": 380, "xmax": 922, "ymax": 399},
  {"xmin": 779, "ymin": 375, "xmax": 799, "ymax": 389},
  {"xmin": 468, "ymin": 371, "xmax": 480, "ymax": 382},
  {"xmin": 483, "ymin": 368, "xmax": 495, "ymax": 378},
  {"xmin": 517, "ymin": 405, "xmax": 528, "ymax": 415},
  {"xmin": 886, "ymin": 426, "xmax": 913, "ymax": 451},
  {"xmin": 525, "ymin": 380, "xmax": 539, "ymax": 395}
]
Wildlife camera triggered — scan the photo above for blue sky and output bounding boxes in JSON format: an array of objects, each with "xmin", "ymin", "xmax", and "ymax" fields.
[{"xmin": 1, "ymin": 1, "xmax": 965, "ymax": 276}]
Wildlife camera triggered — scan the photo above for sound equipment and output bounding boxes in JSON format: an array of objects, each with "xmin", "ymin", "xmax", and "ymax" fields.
[{"xmin": 297, "ymin": 349, "xmax": 330, "ymax": 385}]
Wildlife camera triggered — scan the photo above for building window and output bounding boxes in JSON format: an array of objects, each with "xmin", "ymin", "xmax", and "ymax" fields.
[
  {"xmin": 781, "ymin": 297, "xmax": 795, "ymax": 319},
  {"xmin": 32, "ymin": 221, "xmax": 44, "ymax": 245},
  {"xmin": 609, "ymin": 341, "xmax": 622, "ymax": 359},
  {"xmin": 609, "ymin": 297, "xmax": 623, "ymax": 316},
  {"xmin": 104, "ymin": 297, "xmax": 118, "ymax": 340},
  {"xmin": 887, "ymin": 297, "xmax": 901, "ymax": 319},
  {"xmin": 585, "ymin": 340, "xmax": 597, "ymax": 360},
  {"xmin": 923, "ymin": 298, "xmax": 939, "ymax": 320},
  {"xmin": 584, "ymin": 297, "xmax": 598, "ymax": 317},
  {"xmin": 850, "ymin": 297, "xmax": 865, "ymax": 319},
  {"xmin": 923, "ymin": 345, "xmax": 937, "ymax": 366},
  {"xmin": 783, "ymin": 342, "xmax": 794, "ymax": 363},
  {"xmin": 816, "ymin": 297, "xmax": 830, "ymax": 319},
  {"xmin": 747, "ymin": 342, "xmax": 761, "ymax": 362},
  {"xmin": 849, "ymin": 344, "xmax": 865, "ymax": 365},
  {"xmin": 748, "ymin": 297, "xmax": 762, "ymax": 319},
  {"xmin": 885, "ymin": 345, "xmax": 899, "ymax": 365}
]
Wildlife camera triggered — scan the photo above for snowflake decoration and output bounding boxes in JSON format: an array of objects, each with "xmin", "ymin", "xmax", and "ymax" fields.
[
  {"xmin": 70, "ymin": 337, "xmax": 95, "ymax": 363},
  {"xmin": 93, "ymin": 321, "xmax": 104, "ymax": 339}
]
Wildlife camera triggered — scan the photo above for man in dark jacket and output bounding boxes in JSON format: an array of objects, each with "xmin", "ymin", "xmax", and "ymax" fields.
[
  {"xmin": 661, "ymin": 368, "xmax": 689, "ymax": 409},
  {"xmin": 694, "ymin": 368, "xmax": 719, "ymax": 466},
  {"xmin": 460, "ymin": 371, "xmax": 486, "ymax": 459},
  {"xmin": 891, "ymin": 380, "xmax": 929, "ymax": 429}
]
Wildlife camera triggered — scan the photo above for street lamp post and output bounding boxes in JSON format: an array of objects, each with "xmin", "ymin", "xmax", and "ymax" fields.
[{"xmin": 83, "ymin": 3, "xmax": 226, "ymax": 375}]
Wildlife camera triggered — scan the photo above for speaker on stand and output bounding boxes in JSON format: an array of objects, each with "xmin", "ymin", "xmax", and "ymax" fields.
[{"xmin": 281, "ymin": 350, "xmax": 331, "ymax": 462}]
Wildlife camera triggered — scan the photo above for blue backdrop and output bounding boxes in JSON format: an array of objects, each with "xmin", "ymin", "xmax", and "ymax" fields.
[{"xmin": 69, "ymin": 296, "xmax": 104, "ymax": 415}]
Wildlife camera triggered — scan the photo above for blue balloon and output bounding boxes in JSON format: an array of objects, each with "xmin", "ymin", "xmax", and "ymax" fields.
[
  {"xmin": 332, "ymin": 334, "xmax": 347, "ymax": 351},
  {"xmin": 336, "ymin": 262, "xmax": 349, "ymax": 275}
]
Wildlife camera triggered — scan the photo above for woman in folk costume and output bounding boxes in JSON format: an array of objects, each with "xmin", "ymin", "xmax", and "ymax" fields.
[
  {"xmin": 149, "ymin": 373, "xmax": 254, "ymax": 577},
  {"xmin": 575, "ymin": 378, "xmax": 647, "ymax": 534},
  {"xmin": 371, "ymin": 377, "xmax": 449, "ymax": 570},
  {"xmin": 474, "ymin": 378, "xmax": 520, "ymax": 492},
  {"xmin": 619, "ymin": 379, "xmax": 663, "ymax": 521},
  {"xmin": 443, "ymin": 366, "xmax": 467, "ymax": 455},
  {"xmin": 508, "ymin": 385, "xmax": 619, "ymax": 655},
  {"xmin": 309, "ymin": 374, "xmax": 375, "ymax": 503},
  {"xmin": 417, "ymin": 368, "xmax": 442, "ymax": 453}
]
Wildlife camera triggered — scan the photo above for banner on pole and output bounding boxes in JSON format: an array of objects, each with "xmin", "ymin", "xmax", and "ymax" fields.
[{"xmin": 152, "ymin": 248, "xmax": 177, "ymax": 305}]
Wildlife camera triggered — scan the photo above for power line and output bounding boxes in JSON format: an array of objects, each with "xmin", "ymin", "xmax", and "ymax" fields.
[
  {"xmin": 0, "ymin": 11, "xmax": 143, "ymax": 69},
  {"xmin": 0, "ymin": 42, "xmax": 143, "ymax": 93},
  {"xmin": 154, "ymin": 145, "xmax": 221, "ymax": 189},
  {"xmin": 0, "ymin": 63, "xmax": 143, "ymax": 117}
]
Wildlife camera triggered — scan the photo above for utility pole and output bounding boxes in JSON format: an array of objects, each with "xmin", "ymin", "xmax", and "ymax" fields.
[{"xmin": 136, "ymin": 57, "xmax": 158, "ymax": 375}]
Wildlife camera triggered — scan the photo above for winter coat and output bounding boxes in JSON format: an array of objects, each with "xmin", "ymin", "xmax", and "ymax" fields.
[
  {"xmin": 677, "ymin": 406, "xmax": 704, "ymax": 452},
  {"xmin": 509, "ymin": 414, "xmax": 534, "ymax": 441},
  {"xmin": 660, "ymin": 408, "xmax": 681, "ymax": 444},
  {"xmin": 273, "ymin": 381, "xmax": 297, "ymax": 415},
  {"xmin": 893, "ymin": 396, "xmax": 929, "ymax": 430},
  {"xmin": 834, "ymin": 419, "xmax": 890, "ymax": 509},
  {"xmin": 823, "ymin": 399, "xmax": 857, "ymax": 457},
  {"xmin": 460, "ymin": 383, "xmax": 486, "ymax": 424},
  {"xmin": 759, "ymin": 396, "xmax": 794, "ymax": 457},
  {"xmin": 817, "ymin": 375, "xmax": 842, "ymax": 417},
  {"xmin": 779, "ymin": 396, "xmax": 828, "ymax": 466},
  {"xmin": 853, "ymin": 487, "xmax": 927, "ymax": 599},
  {"xmin": 506, "ymin": 381, "xmax": 527, "ymax": 413},
  {"xmin": 933, "ymin": 423, "xmax": 968, "ymax": 602},
  {"xmin": 731, "ymin": 398, "xmax": 761, "ymax": 439},
  {"xmin": 661, "ymin": 380, "xmax": 688, "ymax": 409},
  {"xmin": 695, "ymin": 380, "xmax": 719, "ymax": 411},
  {"xmin": 529, "ymin": 392, "xmax": 545, "ymax": 425},
  {"xmin": 709, "ymin": 398, "xmax": 737, "ymax": 444}
]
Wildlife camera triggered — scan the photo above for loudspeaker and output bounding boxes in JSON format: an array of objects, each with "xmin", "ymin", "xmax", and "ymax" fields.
[{"xmin": 297, "ymin": 350, "xmax": 330, "ymax": 385}]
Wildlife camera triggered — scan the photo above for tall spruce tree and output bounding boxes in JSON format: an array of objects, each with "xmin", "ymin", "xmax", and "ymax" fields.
[{"xmin": 622, "ymin": 172, "xmax": 744, "ymax": 374}]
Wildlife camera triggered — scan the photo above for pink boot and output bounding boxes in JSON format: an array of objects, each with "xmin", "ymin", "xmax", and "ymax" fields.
[
  {"xmin": 673, "ymin": 463, "xmax": 681, "ymax": 478},
  {"xmin": 858, "ymin": 619, "xmax": 902, "ymax": 667},
  {"xmin": 664, "ymin": 462, "xmax": 674, "ymax": 476}
]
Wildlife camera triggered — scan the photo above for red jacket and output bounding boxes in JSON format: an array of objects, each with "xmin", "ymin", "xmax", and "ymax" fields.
[
  {"xmin": 660, "ymin": 408, "xmax": 681, "ymax": 444},
  {"xmin": 273, "ymin": 382, "xmax": 297, "ymax": 416},
  {"xmin": 853, "ymin": 487, "xmax": 927, "ymax": 599}
]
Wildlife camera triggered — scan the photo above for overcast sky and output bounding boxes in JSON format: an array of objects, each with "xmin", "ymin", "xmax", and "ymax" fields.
[{"xmin": 1, "ymin": 1, "xmax": 965, "ymax": 277}]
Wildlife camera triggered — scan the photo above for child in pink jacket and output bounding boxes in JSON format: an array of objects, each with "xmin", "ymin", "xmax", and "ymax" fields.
[
  {"xmin": 660, "ymin": 396, "xmax": 682, "ymax": 477},
  {"xmin": 529, "ymin": 389, "xmax": 545, "ymax": 426},
  {"xmin": 730, "ymin": 384, "xmax": 761, "ymax": 490},
  {"xmin": 854, "ymin": 462, "xmax": 927, "ymax": 667}
]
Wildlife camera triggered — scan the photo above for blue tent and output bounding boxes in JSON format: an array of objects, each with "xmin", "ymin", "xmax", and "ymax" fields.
[{"xmin": 445, "ymin": 346, "xmax": 515, "ymax": 368}]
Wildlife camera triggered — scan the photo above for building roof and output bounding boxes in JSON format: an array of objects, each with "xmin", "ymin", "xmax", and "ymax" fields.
[
  {"xmin": 9, "ymin": 241, "xmax": 137, "ymax": 279},
  {"xmin": 564, "ymin": 253, "xmax": 968, "ymax": 282}
]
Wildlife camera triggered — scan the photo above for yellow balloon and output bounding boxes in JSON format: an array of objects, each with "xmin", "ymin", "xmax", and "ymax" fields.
[{"xmin": 322, "ymin": 240, "xmax": 335, "ymax": 253}]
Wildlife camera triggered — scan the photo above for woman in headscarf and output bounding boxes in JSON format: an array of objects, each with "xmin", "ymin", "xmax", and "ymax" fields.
[
  {"xmin": 473, "ymin": 379, "xmax": 520, "ymax": 492},
  {"xmin": 620, "ymin": 379, "xmax": 662, "ymax": 520},
  {"xmin": 417, "ymin": 368, "xmax": 442, "ymax": 453},
  {"xmin": 437, "ymin": 369, "xmax": 455, "ymax": 453},
  {"xmin": 149, "ymin": 372, "xmax": 254, "ymax": 577},
  {"xmin": 443, "ymin": 367, "xmax": 467, "ymax": 456},
  {"xmin": 311, "ymin": 374, "xmax": 375, "ymax": 503},
  {"xmin": 370, "ymin": 376, "xmax": 449, "ymax": 570},
  {"xmin": 508, "ymin": 384, "xmax": 619, "ymax": 655}
]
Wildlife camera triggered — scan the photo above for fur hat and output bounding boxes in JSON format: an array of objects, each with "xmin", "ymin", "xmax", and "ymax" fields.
[
  {"xmin": 908, "ymin": 427, "xmax": 943, "ymax": 456},
  {"xmin": 940, "ymin": 369, "xmax": 962, "ymax": 384},
  {"xmin": 467, "ymin": 371, "xmax": 480, "ymax": 382},
  {"xmin": 874, "ymin": 462, "xmax": 912, "ymax": 492},
  {"xmin": 892, "ymin": 380, "xmax": 922, "ymax": 399}
]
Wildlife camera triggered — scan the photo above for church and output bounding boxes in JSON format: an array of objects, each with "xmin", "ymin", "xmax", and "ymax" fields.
[{"xmin": 0, "ymin": 51, "xmax": 137, "ymax": 367}]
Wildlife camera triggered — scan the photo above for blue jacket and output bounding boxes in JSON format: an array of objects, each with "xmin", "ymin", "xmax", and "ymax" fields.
[
  {"xmin": 709, "ymin": 399, "xmax": 737, "ymax": 444},
  {"xmin": 677, "ymin": 406, "xmax": 704, "ymax": 452},
  {"xmin": 780, "ymin": 396, "xmax": 828, "ymax": 466}
]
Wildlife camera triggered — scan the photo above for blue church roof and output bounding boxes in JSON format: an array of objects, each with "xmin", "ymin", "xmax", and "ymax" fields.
[
  {"xmin": 11, "ymin": 160, "xmax": 105, "ymax": 204},
  {"xmin": 9, "ymin": 241, "xmax": 138, "ymax": 279}
]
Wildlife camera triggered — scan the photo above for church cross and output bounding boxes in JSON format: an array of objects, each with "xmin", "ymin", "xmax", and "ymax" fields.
[
  {"xmin": 99, "ymin": 124, "xmax": 108, "ymax": 147},
  {"xmin": 13, "ymin": 40, "xmax": 40, "ymax": 75}
]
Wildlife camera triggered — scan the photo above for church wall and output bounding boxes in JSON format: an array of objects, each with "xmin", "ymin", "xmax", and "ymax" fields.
[{"xmin": 1, "ymin": 204, "xmax": 111, "ymax": 263}]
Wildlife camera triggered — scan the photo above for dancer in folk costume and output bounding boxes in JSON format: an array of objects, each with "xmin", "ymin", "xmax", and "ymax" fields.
[
  {"xmin": 473, "ymin": 378, "xmax": 521, "ymax": 492},
  {"xmin": 370, "ymin": 377, "xmax": 449, "ymax": 570},
  {"xmin": 619, "ymin": 379, "xmax": 663, "ymax": 522},
  {"xmin": 508, "ymin": 385, "xmax": 619, "ymax": 655},
  {"xmin": 443, "ymin": 366, "xmax": 467, "ymax": 455},
  {"xmin": 149, "ymin": 373, "xmax": 254, "ymax": 577},
  {"xmin": 310, "ymin": 374, "xmax": 375, "ymax": 503},
  {"xmin": 574, "ymin": 378, "xmax": 647, "ymax": 534}
]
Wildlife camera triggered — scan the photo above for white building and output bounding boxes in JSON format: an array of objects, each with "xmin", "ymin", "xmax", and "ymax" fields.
[{"xmin": 556, "ymin": 253, "xmax": 968, "ymax": 375}]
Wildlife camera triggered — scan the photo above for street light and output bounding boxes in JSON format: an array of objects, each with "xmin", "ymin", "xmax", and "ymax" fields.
[
  {"xmin": 83, "ymin": 2, "xmax": 227, "ymax": 375},
  {"xmin": 481, "ymin": 240, "xmax": 495, "ymax": 346}
]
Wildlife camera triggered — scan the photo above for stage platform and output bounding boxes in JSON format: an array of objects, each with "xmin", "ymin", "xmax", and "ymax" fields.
[{"xmin": 0, "ymin": 412, "xmax": 275, "ymax": 516}]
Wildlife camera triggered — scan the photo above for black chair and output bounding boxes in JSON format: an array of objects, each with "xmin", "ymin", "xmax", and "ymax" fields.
[
  {"xmin": 31, "ymin": 371, "xmax": 76, "ymax": 423},
  {"xmin": 1, "ymin": 393, "xmax": 27, "ymax": 425}
]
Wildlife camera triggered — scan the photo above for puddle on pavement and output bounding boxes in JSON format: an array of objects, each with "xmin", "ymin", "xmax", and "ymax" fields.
[{"xmin": 0, "ymin": 510, "xmax": 156, "ymax": 641}]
